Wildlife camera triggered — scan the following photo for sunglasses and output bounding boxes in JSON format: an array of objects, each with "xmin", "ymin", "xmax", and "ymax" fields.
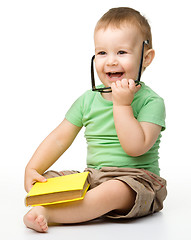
[{"xmin": 91, "ymin": 40, "xmax": 149, "ymax": 93}]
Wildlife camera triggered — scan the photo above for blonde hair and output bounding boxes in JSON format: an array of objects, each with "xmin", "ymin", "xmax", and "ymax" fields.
[{"xmin": 95, "ymin": 7, "xmax": 153, "ymax": 49}]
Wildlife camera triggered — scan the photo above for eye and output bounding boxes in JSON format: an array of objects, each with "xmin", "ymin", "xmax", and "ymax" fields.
[
  {"xmin": 118, "ymin": 50, "xmax": 127, "ymax": 55},
  {"xmin": 97, "ymin": 51, "xmax": 106, "ymax": 55}
]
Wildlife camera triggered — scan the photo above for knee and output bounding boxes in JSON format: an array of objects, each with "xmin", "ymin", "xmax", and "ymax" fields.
[
  {"xmin": 104, "ymin": 179, "xmax": 133, "ymax": 196},
  {"xmin": 103, "ymin": 179, "xmax": 136, "ymax": 212}
]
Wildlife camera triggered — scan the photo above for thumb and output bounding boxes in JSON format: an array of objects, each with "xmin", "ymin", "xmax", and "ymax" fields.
[{"xmin": 35, "ymin": 172, "xmax": 47, "ymax": 183}]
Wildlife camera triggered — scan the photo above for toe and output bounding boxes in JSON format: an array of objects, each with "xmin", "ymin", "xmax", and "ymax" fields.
[
  {"xmin": 42, "ymin": 225, "xmax": 48, "ymax": 232},
  {"xmin": 36, "ymin": 215, "xmax": 48, "ymax": 232}
]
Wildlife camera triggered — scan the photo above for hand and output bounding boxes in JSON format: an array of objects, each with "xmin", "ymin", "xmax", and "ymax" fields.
[
  {"xmin": 111, "ymin": 79, "xmax": 141, "ymax": 106},
  {"xmin": 24, "ymin": 168, "xmax": 47, "ymax": 192}
]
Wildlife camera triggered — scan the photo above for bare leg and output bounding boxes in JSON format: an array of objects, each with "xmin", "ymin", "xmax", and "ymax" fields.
[{"xmin": 23, "ymin": 180, "xmax": 136, "ymax": 232}]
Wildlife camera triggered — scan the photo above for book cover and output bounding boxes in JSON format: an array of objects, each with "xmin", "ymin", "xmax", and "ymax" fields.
[{"xmin": 25, "ymin": 172, "xmax": 90, "ymax": 206}]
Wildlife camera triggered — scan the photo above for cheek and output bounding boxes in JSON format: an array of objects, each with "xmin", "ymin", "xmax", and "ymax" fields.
[
  {"xmin": 94, "ymin": 61, "xmax": 105, "ymax": 84},
  {"xmin": 95, "ymin": 60, "xmax": 104, "ymax": 75},
  {"xmin": 122, "ymin": 58, "xmax": 140, "ymax": 77}
]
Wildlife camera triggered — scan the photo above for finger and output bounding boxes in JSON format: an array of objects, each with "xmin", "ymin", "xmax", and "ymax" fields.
[
  {"xmin": 25, "ymin": 183, "xmax": 30, "ymax": 193},
  {"xmin": 121, "ymin": 78, "xmax": 128, "ymax": 88},
  {"xmin": 25, "ymin": 181, "xmax": 34, "ymax": 192},
  {"xmin": 128, "ymin": 79, "xmax": 136, "ymax": 91},
  {"xmin": 135, "ymin": 84, "xmax": 141, "ymax": 93},
  {"xmin": 116, "ymin": 80, "xmax": 122, "ymax": 88},
  {"xmin": 28, "ymin": 184, "xmax": 34, "ymax": 192},
  {"xmin": 111, "ymin": 82, "xmax": 116, "ymax": 91}
]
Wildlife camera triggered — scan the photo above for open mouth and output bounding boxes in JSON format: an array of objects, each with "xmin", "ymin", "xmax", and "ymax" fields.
[{"xmin": 106, "ymin": 72, "xmax": 124, "ymax": 80}]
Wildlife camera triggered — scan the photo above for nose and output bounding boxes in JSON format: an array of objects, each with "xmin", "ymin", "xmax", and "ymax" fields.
[{"xmin": 106, "ymin": 54, "xmax": 118, "ymax": 66}]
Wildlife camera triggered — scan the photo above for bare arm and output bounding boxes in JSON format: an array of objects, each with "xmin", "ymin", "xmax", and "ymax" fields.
[
  {"xmin": 113, "ymin": 105, "xmax": 161, "ymax": 156},
  {"xmin": 112, "ymin": 79, "xmax": 161, "ymax": 157},
  {"xmin": 25, "ymin": 119, "xmax": 81, "ymax": 192}
]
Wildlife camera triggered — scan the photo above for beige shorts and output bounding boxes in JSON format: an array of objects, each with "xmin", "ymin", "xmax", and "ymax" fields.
[{"xmin": 43, "ymin": 167, "xmax": 167, "ymax": 219}]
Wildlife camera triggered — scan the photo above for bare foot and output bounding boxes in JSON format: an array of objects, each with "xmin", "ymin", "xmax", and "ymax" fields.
[{"xmin": 23, "ymin": 206, "xmax": 48, "ymax": 233}]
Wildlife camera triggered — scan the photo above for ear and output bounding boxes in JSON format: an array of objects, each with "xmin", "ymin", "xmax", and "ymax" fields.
[{"xmin": 143, "ymin": 49, "xmax": 155, "ymax": 68}]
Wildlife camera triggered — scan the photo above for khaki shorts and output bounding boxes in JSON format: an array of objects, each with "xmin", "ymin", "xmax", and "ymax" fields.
[{"xmin": 43, "ymin": 167, "xmax": 167, "ymax": 219}]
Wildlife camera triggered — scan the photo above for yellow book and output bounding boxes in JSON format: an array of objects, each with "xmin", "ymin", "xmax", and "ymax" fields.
[{"xmin": 25, "ymin": 172, "xmax": 90, "ymax": 207}]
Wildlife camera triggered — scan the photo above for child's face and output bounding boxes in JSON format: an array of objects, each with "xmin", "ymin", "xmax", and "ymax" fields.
[{"xmin": 94, "ymin": 25, "xmax": 143, "ymax": 88}]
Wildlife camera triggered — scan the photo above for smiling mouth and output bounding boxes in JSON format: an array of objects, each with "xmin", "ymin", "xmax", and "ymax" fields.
[{"xmin": 106, "ymin": 72, "xmax": 124, "ymax": 80}]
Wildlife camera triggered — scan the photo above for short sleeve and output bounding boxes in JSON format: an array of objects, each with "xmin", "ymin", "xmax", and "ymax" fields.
[
  {"xmin": 137, "ymin": 97, "xmax": 166, "ymax": 131},
  {"xmin": 65, "ymin": 95, "xmax": 84, "ymax": 127}
]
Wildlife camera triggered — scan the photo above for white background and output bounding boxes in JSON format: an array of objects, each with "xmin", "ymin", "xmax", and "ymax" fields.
[{"xmin": 0, "ymin": 0, "xmax": 191, "ymax": 239}]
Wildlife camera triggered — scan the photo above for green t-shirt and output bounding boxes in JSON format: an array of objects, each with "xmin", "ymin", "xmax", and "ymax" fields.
[{"xmin": 65, "ymin": 83, "xmax": 166, "ymax": 176}]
